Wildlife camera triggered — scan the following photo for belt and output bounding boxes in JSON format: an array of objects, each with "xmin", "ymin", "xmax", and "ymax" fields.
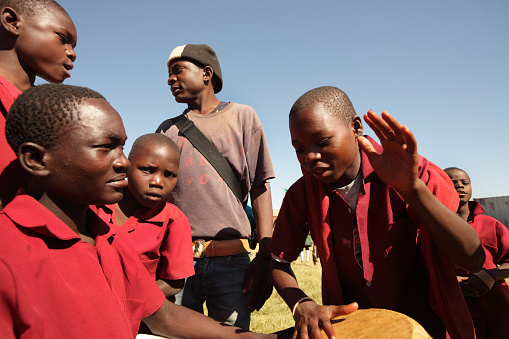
[{"xmin": 192, "ymin": 239, "xmax": 250, "ymax": 258}]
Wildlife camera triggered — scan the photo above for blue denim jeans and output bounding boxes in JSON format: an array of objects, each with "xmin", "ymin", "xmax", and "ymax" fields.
[{"xmin": 175, "ymin": 253, "xmax": 251, "ymax": 329}]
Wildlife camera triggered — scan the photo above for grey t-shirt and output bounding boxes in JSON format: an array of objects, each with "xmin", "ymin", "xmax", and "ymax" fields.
[{"xmin": 157, "ymin": 102, "xmax": 275, "ymax": 240}]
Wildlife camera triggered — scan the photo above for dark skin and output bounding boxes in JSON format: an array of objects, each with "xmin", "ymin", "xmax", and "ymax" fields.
[
  {"xmin": 113, "ymin": 141, "xmax": 185, "ymax": 300},
  {"xmin": 0, "ymin": 4, "xmax": 77, "ymax": 91},
  {"xmin": 16, "ymin": 98, "xmax": 285, "ymax": 338},
  {"xmin": 271, "ymin": 108, "xmax": 484, "ymax": 339},
  {"xmin": 168, "ymin": 57, "xmax": 275, "ymax": 311},
  {"xmin": 445, "ymin": 168, "xmax": 509, "ymax": 297}
]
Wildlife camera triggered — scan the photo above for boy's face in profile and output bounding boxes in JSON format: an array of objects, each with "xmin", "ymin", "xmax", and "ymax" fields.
[
  {"xmin": 446, "ymin": 169, "xmax": 472, "ymax": 205},
  {"xmin": 44, "ymin": 99, "xmax": 129, "ymax": 207},
  {"xmin": 290, "ymin": 103, "xmax": 362, "ymax": 187},
  {"xmin": 167, "ymin": 59, "xmax": 206, "ymax": 103},
  {"xmin": 17, "ymin": 6, "xmax": 77, "ymax": 83},
  {"xmin": 127, "ymin": 142, "xmax": 179, "ymax": 208}
]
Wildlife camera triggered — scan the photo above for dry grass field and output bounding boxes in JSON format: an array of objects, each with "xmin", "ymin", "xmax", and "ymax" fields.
[{"xmin": 250, "ymin": 261, "xmax": 322, "ymax": 334}]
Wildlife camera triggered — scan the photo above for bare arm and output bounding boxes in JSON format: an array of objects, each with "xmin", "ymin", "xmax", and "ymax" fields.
[
  {"xmin": 270, "ymin": 260, "xmax": 358, "ymax": 339},
  {"xmin": 143, "ymin": 299, "xmax": 278, "ymax": 338},
  {"xmin": 243, "ymin": 180, "xmax": 274, "ymax": 311},
  {"xmin": 157, "ymin": 278, "xmax": 184, "ymax": 301},
  {"xmin": 357, "ymin": 110, "xmax": 484, "ymax": 272}
]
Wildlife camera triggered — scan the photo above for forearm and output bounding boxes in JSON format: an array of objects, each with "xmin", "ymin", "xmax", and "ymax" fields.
[
  {"xmin": 487, "ymin": 262, "xmax": 509, "ymax": 282},
  {"xmin": 251, "ymin": 181, "xmax": 273, "ymax": 256},
  {"xmin": 401, "ymin": 179, "xmax": 484, "ymax": 272},
  {"xmin": 157, "ymin": 278, "xmax": 184, "ymax": 298},
  {"xmin": 144, "ymin": 300, "xmax": 275, "ymax": 338},
  {"xmin": 269, "ymin": 259, "xmax": 308, "ymax": 311}
]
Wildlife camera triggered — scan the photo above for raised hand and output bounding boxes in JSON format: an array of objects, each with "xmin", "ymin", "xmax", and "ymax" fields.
[{"xmin": 357, "ymin": 110, "xmax": 419, "ymax": 195}]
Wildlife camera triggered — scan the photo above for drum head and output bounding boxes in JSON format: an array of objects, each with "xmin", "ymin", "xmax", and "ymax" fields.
[{"xmin": 322, "ymin": 308, "xmax": 431, "ymax": 338}]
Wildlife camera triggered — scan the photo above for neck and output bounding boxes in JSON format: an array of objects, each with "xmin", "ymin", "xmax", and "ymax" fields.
[
  {"xmin": 456, "ymin": 201, "xmax": 470, "ymax": 221},
  {"xmin": 187, "ymin": 92, "xmax": 221, "ymax": 115},
  {"xmin": 117, "ymin": 191, "xmax": 144, "ymax": 220},
  {"xmin": 36, "ymin": 192, "xmax": 90, "ymax": 236},
  {"xmin": 0, "ymin": 53, "xmax": 35, "ymax": 91}
]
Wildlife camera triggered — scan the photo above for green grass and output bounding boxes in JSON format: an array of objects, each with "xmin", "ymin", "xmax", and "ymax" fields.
[{"xmin": 250, "ymin": 261, "xmax": 322, "ymax": 334}]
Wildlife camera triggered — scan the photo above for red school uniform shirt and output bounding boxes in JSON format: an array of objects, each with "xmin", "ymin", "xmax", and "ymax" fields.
[
  {"xmin": 269, "ymin": 137, "xmax": 476, "ymax": 339},
  {"xmin": 92, "ymin": 202, "xmax": 194, "ymax": 281},
  {"xmin": 456, "ymin": 201, "xmax": 509, "ymax": 328},
  {"xmin": 0, "ymin": 75, "xmax": 23, "ymax": 207},
  {"xmin": 0, "ymin": 193, "xmax": 165, "ymax": 339}
]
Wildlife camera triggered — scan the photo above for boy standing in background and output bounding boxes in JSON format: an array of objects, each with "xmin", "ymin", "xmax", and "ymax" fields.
[
  {"xmin": 445, "ymin": 167, "xmax": 509, "ymax": 339},
  {"xmin": 157, "ymin": 44, "xmax": 275, "ymax": 329}
]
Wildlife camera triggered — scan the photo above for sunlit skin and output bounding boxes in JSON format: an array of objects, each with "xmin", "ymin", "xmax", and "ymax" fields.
[
  {"xmin": 290, "ymin": 103, "xmax": 363, "ymax": 188},
  {"xmin": 167, "ymin": 59, "xmax": 218, "ymax": 113},
  {"xmin": 445, "ymin": 168, "xmax": 472, "ymax": 212},
  {"xmin": 118, "ymin": 142, "xmax": 179, "ymax": 216},
  {"xmin": 0, "ymin": 5, "xmax": 77, "ymax": 91},
  {"xmin": 272, "ymin": 109, "xmax": 484, "ymax": 339},
  {"xmin": 19, "ymin": 98, "xmax": 128, "ymax": 245}
]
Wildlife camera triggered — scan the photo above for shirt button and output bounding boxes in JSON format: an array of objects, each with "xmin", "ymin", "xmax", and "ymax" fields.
[
  {"xmin": 348, "ymin": 208, "xmax": 352, "ymax": 213},
  {"xmin": 366, "ymin": 281, "xmax": 371, "ymax": 287}
]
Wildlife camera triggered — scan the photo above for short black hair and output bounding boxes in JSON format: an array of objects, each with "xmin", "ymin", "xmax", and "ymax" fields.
[
  {"xmin": 6, "ymin": 83, "xmax": 105, "ymax": 152},
  {"xmin": 0, "ymin": 0, "xmax": 66, "ymax": 18},
  {"xmin": 129, "ymin": 133, "xmax": 179, "ymax": 162},
  {"xmin": 444, "ymin": 167, "xmax": 470, "ymax": 180},
  {"xmin": 290, "ymin": 86, "xmax": 356, "ymax": 126}
]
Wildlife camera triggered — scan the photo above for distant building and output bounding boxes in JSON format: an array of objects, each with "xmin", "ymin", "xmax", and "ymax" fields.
[{"xmin": 474, "ymin": 196, "xmax": 509, "ymax": 228}]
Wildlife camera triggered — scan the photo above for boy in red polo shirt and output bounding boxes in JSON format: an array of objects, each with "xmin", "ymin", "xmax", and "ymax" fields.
[
  {"xmin": 268, "ymin": 86, "xmax": 485, "ymax": 339},
  {"xmin": 0, "ymin": 83, "xmax": 279, "ymax": 339},
  {"xmin": 445, "ymin": 167, "xmax": 509, "ymax": 339},
  {"xmin": 93, "ymin": 133, "xmax": 194, "ymax": 301},
  {"xmin": 0, "ymin": 0, "xmax": 77, "ymax": 210}
]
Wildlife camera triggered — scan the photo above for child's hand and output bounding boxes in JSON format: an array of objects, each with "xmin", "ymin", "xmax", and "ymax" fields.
[
  {"xmin": 459, "ymin": 270, "xmax": 495, "ymax": 297},
  {"xmin": 292, "ymin": 301, "xmax": 358, "ymax": 339},
  {"xmin": 357, "ymin": 110, "xmax": 419, "ymax": 195}
]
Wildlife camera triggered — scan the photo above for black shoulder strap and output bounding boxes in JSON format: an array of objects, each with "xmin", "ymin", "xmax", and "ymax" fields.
[{"xmin": 172, "ymin": 113, "xmax": 242, "ymax": 202}]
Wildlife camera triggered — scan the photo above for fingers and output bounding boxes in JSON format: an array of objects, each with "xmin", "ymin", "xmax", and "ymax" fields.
[
  {"xmin": 329, "ymin": 302, "xmax": 359, "ymax": 318},
  {"xmin": 363, "ymin": 110, "xmax": 417, "ymax": 154}
]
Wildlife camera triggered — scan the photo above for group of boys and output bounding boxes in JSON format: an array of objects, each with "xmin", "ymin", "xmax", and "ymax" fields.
[{"xmin": 1, "ymin": 1, "xmax": 508, "ymax": 339}]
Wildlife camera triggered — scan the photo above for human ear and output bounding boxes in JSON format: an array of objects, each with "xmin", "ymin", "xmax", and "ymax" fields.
[
  {"xmin": 0, "ymin": 7, "xmax": 21, "ymax": 36},
  {"xmin": 18, "ymin": 142, "xmax": 50, "ymax": 177},
  {"xmin": 351, "ymin": 115, "xmax": 364, "ymax": 136},
  {"xmin": 202, "ymin": 66, "xmax": 214, "ymax": 82}
]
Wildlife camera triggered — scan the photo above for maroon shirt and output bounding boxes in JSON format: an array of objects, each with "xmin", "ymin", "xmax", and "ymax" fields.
[
  {"xmin": 456, "ymin": 201, "xmax": 509, "ymax": 333},
  {"xmin": 270, "ymin": 137, "xmax": 475, "ymax": 339},
  {"xmin": 0, "ymin": 193, "xmax": 165, "ymax": 338}
]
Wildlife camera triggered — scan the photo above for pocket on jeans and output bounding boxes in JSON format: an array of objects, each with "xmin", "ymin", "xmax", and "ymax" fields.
[{"xmin": 228, "ymin": 253, "xmax": 250, "ymax": 269}]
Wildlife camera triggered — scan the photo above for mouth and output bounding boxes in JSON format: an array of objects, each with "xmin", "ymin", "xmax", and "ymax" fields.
[
  {"xmin": 107, "ymin": 175, "xmax": 128, "ymax": 189},
  {"xmin": 145, "ymin": 192, "xmax": 163, "ymax": 202}
]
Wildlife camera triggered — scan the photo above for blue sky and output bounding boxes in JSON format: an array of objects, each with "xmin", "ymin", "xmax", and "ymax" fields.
[{"xmin": 48, "ymin": 0, "xmax": 509, "ymax": 209}]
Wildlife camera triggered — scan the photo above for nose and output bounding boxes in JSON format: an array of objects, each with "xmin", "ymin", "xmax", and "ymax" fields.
[
  {"xmin": 66, "ymin": 46, "xmax": 76, "ymax": 62},
  {"xmin": 113, "ymin": 149, "xmax": 130, "ymax": 172},
  {"xmin": 150, "ymin": 173, "xmax": 164, "ymax": 188},
  {"xmin": 305, "ymin": 151, "xmax": 321, "ymax": 163},
  {"xmin": 168, "ymin": 73, "xmax": 177, "ymax": 86}
]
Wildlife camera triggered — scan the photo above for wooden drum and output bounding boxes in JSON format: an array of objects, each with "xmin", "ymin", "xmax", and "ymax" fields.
[{"xmin": 321, "ymin": 308, "xmax": 432, "ymax": 339}]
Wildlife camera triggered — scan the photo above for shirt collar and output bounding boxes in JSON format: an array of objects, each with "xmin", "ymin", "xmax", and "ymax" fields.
[{"xmin": 4, "ymin": 192, "xmax": 115, "ymax": 241}]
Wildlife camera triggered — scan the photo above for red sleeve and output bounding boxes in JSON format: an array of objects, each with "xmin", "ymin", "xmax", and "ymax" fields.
[
  {"xmin": 269, "ymin": 177, "xmax": 310, "ymax": 262},
  {"xmin": 157, "ymin": 205, "xmax": 194, "ymax": 280}
]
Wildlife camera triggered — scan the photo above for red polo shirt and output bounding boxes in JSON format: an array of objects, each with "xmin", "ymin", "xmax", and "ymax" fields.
[
  {"xmin": 0, "ymin": 193, "xmax": 165, "ymax": 338},
  {"xmin": 92, "ymin": 202, "xmax": 194, "ymax": 281},
  {"xmin": 269, "ymin": 137, "xmax": 475, "ymax": 339},
  {"xmin": 456, "ymin": 201, "xmax": 509, "ymax": 335},
  {"xmin": 0, "ymin": 75, "xmax": 23, "ymax": 207}
]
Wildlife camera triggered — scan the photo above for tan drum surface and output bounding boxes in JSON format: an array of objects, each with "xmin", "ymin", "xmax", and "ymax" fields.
[{"xmin": 321, "ymin": 308, "xmax": 432, "ymax": 339}]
